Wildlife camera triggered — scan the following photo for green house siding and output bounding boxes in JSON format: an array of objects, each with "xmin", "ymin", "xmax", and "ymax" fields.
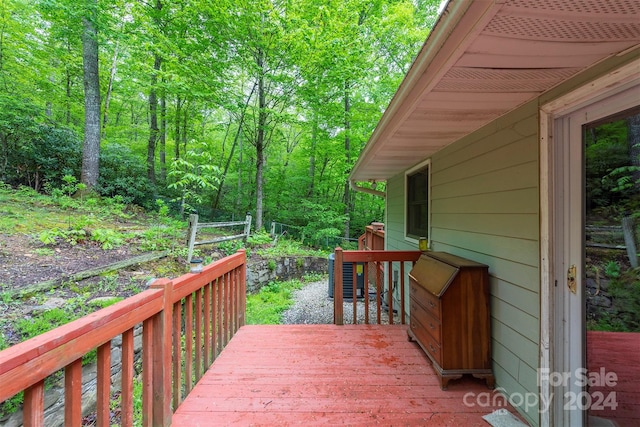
[{"xmin": 385, "ymin": 101, "xmax": 540, "ymax": 426}]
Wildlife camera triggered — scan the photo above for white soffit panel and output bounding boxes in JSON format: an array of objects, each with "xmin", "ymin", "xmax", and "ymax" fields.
[{"xmin": 350, "ymin": 0, "xmax": 640, "ymax": 182}]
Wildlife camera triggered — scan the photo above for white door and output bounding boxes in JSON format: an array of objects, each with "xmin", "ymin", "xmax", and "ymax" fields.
[{"xmin": 551, "ymin": 81, "xmax": 640, "ymax": 426}]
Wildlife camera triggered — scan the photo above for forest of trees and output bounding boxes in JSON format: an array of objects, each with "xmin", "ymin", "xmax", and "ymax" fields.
[{"xmin": 0, "ymin": 0, "xmax": 440, "ymax": 244}]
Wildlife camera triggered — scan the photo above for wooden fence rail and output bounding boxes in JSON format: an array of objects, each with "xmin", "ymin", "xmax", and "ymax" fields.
[
  {"xmin": 0, "ymin": 250, "xmax": 247, "ymax": 427},
  {"xmin": 333, "ymin": 249, "xmax": 422, "ymax": 326},
  {"xmin": 187, "ymin": 214, "xmax": 252, "ymax": 262}
]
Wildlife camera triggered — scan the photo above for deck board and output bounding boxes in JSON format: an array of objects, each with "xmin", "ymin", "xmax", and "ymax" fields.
[
  {"xmin": 587, "ymin": 331, "xmax": 640, "ymax": 426},
  {"xmin": 172, "ymin": 324, "xmax": 520, "ymax": 426}
]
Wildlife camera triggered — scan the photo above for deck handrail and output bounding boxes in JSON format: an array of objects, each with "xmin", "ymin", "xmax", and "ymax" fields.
[
  {"xmin": 0, "ymin": 249, "xmax": 247, "ymax": 426},
  {"xmin": 358, "ymin": 224, "xmax": 385, "ymax": 251},
  {"xmin": 333, "ymin": 249, "xmax": 421, "ymax": 326}
]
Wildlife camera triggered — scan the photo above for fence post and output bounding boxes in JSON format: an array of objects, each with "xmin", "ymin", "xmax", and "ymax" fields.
[
  {"xmin": 622, "ymin": 216, "xmax": 638, "ymax": 268},
  {"xmin": 149, "ymin": 278, "xmax": 173, "ymax": 426},
  {"xmin": 270, "ymin": 221, "xmax": 276, "ymax": 237},
  {"xmin": 334, "ymin": 247, "xmax": 344, "ymax": 326},
  {"xmin": 244, "ymin": 214, "xmax": 252, "ymax": 240},
  {"xmin": 187, "ymin": 214, "xmax": 198, "ymax": 263}
]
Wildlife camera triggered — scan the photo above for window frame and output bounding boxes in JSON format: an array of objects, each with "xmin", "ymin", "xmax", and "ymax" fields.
[{"xmin": 404, "ymin": 159, "xmax": 431, "ymax": 244}]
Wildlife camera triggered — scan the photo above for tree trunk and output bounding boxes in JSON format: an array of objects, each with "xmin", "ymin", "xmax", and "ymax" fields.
[
  {"xmin": 147, "ymin": 54, "xmax": 161, "ymax": 184},
  {"xmin": 255, "ymin": 50, "xmax": 267, "ymax": 231},
  {"xmin": 343, "ymin": 80, "xmax": 352, "ymax": 239},
  {"xmin": 182, "ymin": 100, "xmax": 188, "ymax": 153},
  {"xmin": 159, "ymin": 89, "xmax": 167, "ymax": 181},
  {"xmin": 80, "ymin": 0, "xmax": 101, "ymax": 190},
  {"xmin": 66, "ymin": 41, "xmax": 72, "ymax": 125},
  {"xmin": 307, "ymin": 110, "xmax": 318, "ymax": 197},
  {"xmin": 174, "ymin": 95, "xmax": 182, "ymax": 160},
  {"xmin": 102, "ymin": 42, "xmax": 119, "ymax": 139},
  {"xmin": 213, "ymin": 83, "xmax": 256, "ymax": 210},
  {"xmin": 626, "ymin": 113, "xmax": 640, "ymax": 189},
  {"xmin": 147, "ymin": 0, "xmax": 163, "ymax": 184}
]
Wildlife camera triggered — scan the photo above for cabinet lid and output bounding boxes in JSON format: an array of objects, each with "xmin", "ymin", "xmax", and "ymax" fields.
[{"xmin": 409, "ymin": 254, "xmax": 459, "ymax": 297}]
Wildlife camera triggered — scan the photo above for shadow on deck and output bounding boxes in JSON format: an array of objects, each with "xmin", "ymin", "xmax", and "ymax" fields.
[{"xmin": 172, "ymin": 324, "xmax": 520, "ymax": 426}]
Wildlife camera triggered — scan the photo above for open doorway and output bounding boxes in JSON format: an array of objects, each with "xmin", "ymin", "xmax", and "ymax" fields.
[
  {"xmin": 540, "ymin": 62, "xmax": 640, "ymax": 427},
  {"xmin": 583, "ymin": 110, "xmax": 640, "ymax": 427}
]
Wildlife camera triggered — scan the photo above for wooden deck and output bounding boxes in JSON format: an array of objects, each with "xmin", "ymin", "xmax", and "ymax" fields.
[
  {"xmin": 587, "ymin": 331, "xmax": 640, "ymax": 426},
  {"xmin": 172, "ymin": 324, "xmax": 519, "ymax": 426}
]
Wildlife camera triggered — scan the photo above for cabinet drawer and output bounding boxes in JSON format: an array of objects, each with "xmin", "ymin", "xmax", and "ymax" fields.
[
  {"xmin": 410, "ymin": 280, "xmax": 441, "ymax": 318},
  {"xmin": 411, "ymin": 315, "xmax": 443, "ymax": 366},
  {"xmin": 410, "ymin": 299, "xmax": 441, "ymax": 342}
]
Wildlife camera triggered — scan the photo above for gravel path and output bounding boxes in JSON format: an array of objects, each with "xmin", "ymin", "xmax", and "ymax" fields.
[{"xmin": 281, "ymin": 279, "xmax": 400, "ymax": 325}]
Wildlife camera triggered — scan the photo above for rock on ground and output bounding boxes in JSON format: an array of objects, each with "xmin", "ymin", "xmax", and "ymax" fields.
[{"xmin": 281, "ymin": 279, "xmax": 400, "ymax": 325}]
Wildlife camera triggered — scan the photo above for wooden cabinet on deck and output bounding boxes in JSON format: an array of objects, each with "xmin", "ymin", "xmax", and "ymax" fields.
[{"xmin": 407, "ymin": 252, "xmax": 494, "ymax": 390}]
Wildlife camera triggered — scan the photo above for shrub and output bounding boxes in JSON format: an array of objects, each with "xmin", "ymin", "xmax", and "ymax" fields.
[{"xmin": 96, "ymin": 144, "xmax": 155, "ymax": 209}]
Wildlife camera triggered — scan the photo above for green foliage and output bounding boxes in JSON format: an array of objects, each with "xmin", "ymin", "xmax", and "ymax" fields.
[
  {"xmin": 96, "ymin": 143, "xmax": 155, "ymax": 209},
  {"xmin": 90, "ymin": 228, "xmax": 125, "ymax": 249},
  {"xmin": 168, "ymin": 142, "xmax": 222, "ymax": 216},
  {"xmin": 604, "ymin": 261, "xmax": 621, "ymax": 279},
  {"xmin": 254, "ymin": 237, "xmax": 329, "ymax": 259},
  {"xmin": 15, "ymin": 308, "xmax": 70, "ymax": 339},
  {"xmin": 38, "ymin": 227, "xmax": 87, "ymax": 246},
  {"xmin": 585, "ymin": 120, "xmax": 635, "ymax": 211},
  {"xmin": 245, "ymin": 279, "xmax": 304, "ymax": 325},
  {"xmin": 88, "ymin": 297, "xmax": 123, "ymax": 309},
  {"xmin": 608, "ymin": 269, "xmax": 640, "ymax": 331},
  {"xmin": 247, "ymin": 231, "xmax": 272, "ymax": 246},
  {"xmin": 218, "ymin": 239, "xmax": 245, "ymax": 256},
  {"xmin": 0, "ymin": 96, "xmax": 82, "ymax": 192}
]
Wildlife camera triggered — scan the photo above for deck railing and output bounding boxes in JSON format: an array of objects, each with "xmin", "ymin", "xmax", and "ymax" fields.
[
  {"xmin": 333, "ymin": 248, "xmax": 422, "ymax": 326},
  {"xmin": 0, "ymin": 249, "xmax": 246, "ymax": 427},
  {"xmin": 357, "ymin": 223, "xmax": 385, "ymax": 251}
]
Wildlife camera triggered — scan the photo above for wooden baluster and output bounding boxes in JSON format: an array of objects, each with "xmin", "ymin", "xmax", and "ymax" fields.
[
  {"xmin": 334, "ymin": 248, "xmax": 344, "ymax": 325},
  {"xmin": 387, "ymin": 262, "xmax": 394, "ymax": 325},
  {"xmin": 96, "ymin": 342, "xmax": 111, "ymax": 427},
  {"xmin": 400, "ymin": 262, "xmax": 406, "ymax": 325},
  {"xmin": 172, "ymin": 301, "xmax": 182, "ymax": 408},
  {"xmin": 352, "ymin": 262, "xmax": 357, "ymax": 325},
  {"xmin": 23, "ymin": 381, "xmax": 44, "ymax": 427},
  {"xmin": 142, "ymin": 318, "xmax": 153, "ymax": 427},
  {"xmin": 121, "ymin": 328, "xmax": 134, "ymax": 427},
  {"xmin": 65, "ymin": 359, "xmax": 82, "ymax": 426},
  {"xmin": 364, "ymin": 262, "xmax": 369, "ymax": 324},
  {"xmin": 184, "ymin": 293, "xmax": 193, "ymax": 395},
  {"xmin": 195, "ymin": 288, "xmax": 203, "ymax": 382},
  {"xmin": 204, "ymin": 282, "xmax": 211, "ymax": 368},
  {"xmin": 376, "ymin": 261, "xmax": 382, "ymax": 325}
]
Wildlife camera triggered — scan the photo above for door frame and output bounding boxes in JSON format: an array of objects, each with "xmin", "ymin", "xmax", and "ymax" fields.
[{"xmin": 540, "ymin": 59, "xmax": 640, "ymax": 426}]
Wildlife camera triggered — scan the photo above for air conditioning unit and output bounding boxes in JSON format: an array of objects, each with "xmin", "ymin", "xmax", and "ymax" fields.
[{"xmin": 328, "ymin": 253, "xmax": 365, "ymax": 299}]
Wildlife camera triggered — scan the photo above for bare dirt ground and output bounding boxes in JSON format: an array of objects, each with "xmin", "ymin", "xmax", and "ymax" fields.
[
  {"xmin": 0, "ymin": 233, "xmax": 139, "ymax": 292},
  {"xmin": 0, "ymin": 233, "xmax": 184, "ymax": 348}
]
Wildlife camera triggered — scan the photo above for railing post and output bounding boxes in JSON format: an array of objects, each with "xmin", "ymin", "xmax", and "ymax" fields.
[
  {"xmin": 150, "ymin": 278, "xmax": 173, "ymax": 426},
  {"xmin": 237, "ymin": 249, "xmax": 247, "ymax": 327},
  {"xmin": 187, "ymin": 214, "xmax": 199, "ymax": 263},
  {"xmin": 244, "ymin": 214, "xmax": 252, "ymax": 240},
  {"xmin": 334, "ymin": 247, "xmax": 344, "ymax": 325}
]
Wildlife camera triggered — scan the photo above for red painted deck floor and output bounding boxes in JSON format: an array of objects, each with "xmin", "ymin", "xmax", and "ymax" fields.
[
  {"xmin": 587, "ymin": 331, "xmax": 640, "ymax": 427},
  {"xmin": 172, "ymin": 324, "xmax": 520, "ymax": 426}
]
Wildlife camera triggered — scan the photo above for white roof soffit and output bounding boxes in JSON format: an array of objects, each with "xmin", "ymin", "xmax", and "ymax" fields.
[{"xmin": 350, "ymin": 0, "xmax": 640, "ymax": 183}]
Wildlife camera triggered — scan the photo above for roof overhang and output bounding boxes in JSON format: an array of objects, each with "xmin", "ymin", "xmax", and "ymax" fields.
[{"xmin": 350, "ymin": 0, "xmax": 640, "ymax": 183}]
